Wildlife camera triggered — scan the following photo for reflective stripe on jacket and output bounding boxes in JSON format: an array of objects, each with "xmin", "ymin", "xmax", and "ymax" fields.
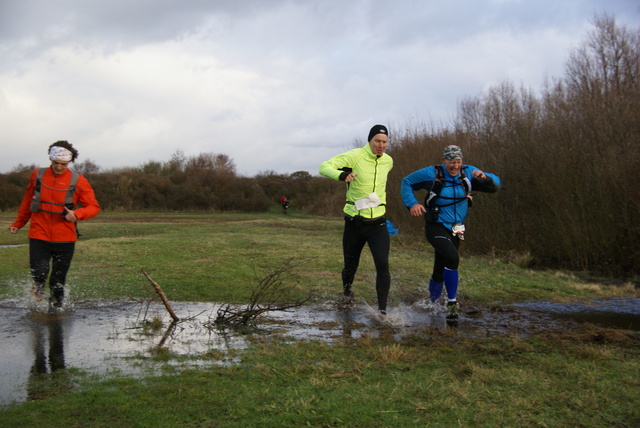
[
  {"xmin": 11, "ymin": 167, "xmax": 100, "ymax": 242},
  {"xmin": 319, "ymin": 143, "xmax": 393, "ymax": 219}
]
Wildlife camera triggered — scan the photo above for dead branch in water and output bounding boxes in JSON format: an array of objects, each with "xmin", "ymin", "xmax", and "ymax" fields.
[
  {"xmin": 215, "ymin": 258, "xmax": 310, "ymax": 328},
  {"xmin": 141, "ymin": 269, "xmax": 180, "ymax": 322}
]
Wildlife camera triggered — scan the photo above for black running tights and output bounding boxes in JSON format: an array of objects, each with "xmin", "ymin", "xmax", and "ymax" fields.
[
  {"xmin": 425, "ymin": 223, "xmax": 461, "ymax": 283},
  {"xmin": 29, "ymin": 239, "xmax": 75, "ymax": 299},
  {"xmin": 341, "ymin": 216, "xmax": 390, "ymax": 310}
]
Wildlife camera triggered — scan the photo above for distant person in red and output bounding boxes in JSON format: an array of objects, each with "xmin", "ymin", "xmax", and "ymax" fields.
[
  {"xmin": 280, "ymin": 195, "xmax": 289, "ymax": 214},
  {"xmin": 9, "ymin": 140, "xmax": 100, "ymax": 310}
]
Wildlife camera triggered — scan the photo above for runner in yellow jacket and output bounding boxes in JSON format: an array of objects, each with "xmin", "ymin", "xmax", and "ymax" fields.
[{"xmin": 319, "ymin": 125, "xmax": 393, "ymax": 315}]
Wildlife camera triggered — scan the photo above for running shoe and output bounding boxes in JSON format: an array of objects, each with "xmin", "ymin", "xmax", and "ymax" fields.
[
  {"xmin": 446, "ymin": 301, "xmax": 459, "ymax": 320},
  {"xmin": 31, "ymin": 284, "xmax": 45, "ymax": 301},
  {"xmin": 337, "ymin": 287, "xmax": 355, "ymax": 309}
]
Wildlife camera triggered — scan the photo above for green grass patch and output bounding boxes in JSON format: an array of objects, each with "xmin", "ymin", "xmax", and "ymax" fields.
[{"xmin": 1, "ymin": 211, "xmax": 635, "ymax": 304}]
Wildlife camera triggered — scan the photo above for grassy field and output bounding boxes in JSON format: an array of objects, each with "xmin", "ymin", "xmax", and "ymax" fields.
[
  {"xmin": 2, "ymin": 210, "xmax": 634, "ymax": 305},
  {"xmin": 1, "ymin": 210, "xmax": 639, "ymax": 427}
]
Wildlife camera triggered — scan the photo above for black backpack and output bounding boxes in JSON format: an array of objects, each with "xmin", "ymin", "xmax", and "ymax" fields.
[{"xmin": 424, "ymin": 165, "xmax": 472, "ymax": 222}]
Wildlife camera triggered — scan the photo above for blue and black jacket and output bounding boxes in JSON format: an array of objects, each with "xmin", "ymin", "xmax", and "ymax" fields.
[{"xmin": 400, "ymin": 164, "xmax": 500, "ymax": 231}]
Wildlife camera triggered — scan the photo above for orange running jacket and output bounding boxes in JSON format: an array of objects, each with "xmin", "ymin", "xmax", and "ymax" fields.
[{"xmin": 11, "ymin": 167, "xmax": 100, "ymax": 242}]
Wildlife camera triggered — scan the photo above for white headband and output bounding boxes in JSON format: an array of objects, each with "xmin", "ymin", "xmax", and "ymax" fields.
[{"xmin": 49, "ymin": 146, "xmax": 73, "ymax": 162}]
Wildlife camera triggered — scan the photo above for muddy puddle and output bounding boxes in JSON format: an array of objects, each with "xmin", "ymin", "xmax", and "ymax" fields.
[{"xmin": 1, "ymin": 296, "xmax": 638, "ymax": 407}]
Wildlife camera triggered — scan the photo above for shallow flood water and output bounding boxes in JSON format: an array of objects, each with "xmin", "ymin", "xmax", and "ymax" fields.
[
  {"xmin": 1, "ymin": 296, "xmax": 638, "ymax": 407},
  {"xmin": 513, "ymin": 298, "xmax": 640, "ymax": 331}
]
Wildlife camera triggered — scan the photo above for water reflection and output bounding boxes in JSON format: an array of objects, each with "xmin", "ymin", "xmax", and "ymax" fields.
[
  {"xmin": 27, "ymin": 313, "xmax": 72, "ymax": 401},
  {"xmin": 156, "ymin": 321, "xmax": 178, "ymax": 351}
]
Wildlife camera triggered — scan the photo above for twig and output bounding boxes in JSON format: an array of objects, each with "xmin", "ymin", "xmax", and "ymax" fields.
[{"xmin": 141, "ymin": 269, "xmax": 180, "ymax": 322}]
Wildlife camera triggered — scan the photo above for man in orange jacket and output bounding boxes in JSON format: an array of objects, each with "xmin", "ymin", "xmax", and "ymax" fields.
[{"xmin": 9, "ymin": 140, "xmax": 100, "ymax": 310}]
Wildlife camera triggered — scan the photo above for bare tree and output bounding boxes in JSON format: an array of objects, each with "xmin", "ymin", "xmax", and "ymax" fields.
[{"xmin": 73, "ymin": 159, "xmax": 101, "ymax": 175}]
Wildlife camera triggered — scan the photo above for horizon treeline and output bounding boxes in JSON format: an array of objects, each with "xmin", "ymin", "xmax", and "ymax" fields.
[
  {"xmin": 1, "ymin": 15, "xmax": 637, "ymax": 278},
  {"xmin": 0, "ymin": 151, "xmax": 346, "ymax": 215}
]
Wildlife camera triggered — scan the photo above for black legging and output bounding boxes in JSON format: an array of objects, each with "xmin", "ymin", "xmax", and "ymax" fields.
[
  {"xmin": 29, "ymin": 239, "xmax": 75, "ymax": 301},
  {"xmin": 342, "ymin": 216, "xmax": 390, "ymax": 310},
  {"xmin": 425, "ymin": 223, "xmax": 460, "ymax": 283}
]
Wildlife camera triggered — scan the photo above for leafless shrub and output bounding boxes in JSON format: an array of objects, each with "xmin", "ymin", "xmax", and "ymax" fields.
[{"xmin": 215, "ymin": 258, "xmax": 311, "ymax": 329}]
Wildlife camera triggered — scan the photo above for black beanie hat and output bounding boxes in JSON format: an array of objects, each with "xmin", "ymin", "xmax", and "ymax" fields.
[{"xmin": 368, "ymin": 124, "xmax": 388, "ymax": 142}]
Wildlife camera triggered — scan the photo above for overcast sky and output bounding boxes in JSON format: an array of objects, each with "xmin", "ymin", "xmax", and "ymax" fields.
[{"xmin": 1, "ymin": 0, "xmax": 638, "ymax": 176}]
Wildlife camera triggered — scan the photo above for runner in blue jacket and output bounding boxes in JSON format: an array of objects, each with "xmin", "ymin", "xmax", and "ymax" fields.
[{"xmin": 400, "ymin": 145, "xmax": 500, "ymax": 320}]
